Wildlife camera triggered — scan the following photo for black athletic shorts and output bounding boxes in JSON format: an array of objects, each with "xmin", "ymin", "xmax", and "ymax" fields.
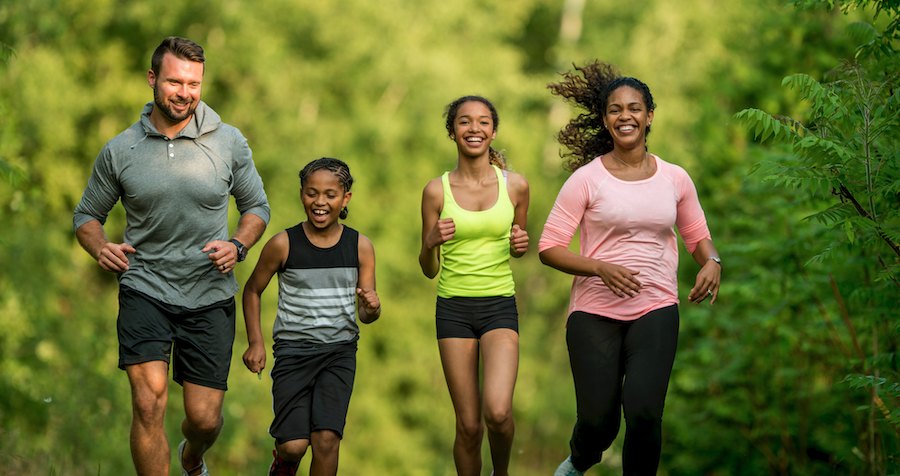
[
  {"xmin": 269, "ymin": 341, "xmax": 357, "ymax": 443},
  {"xmin": 435, "ymin": 295, "xmax": 518, "ymax": 339},
  {"xmin": 116, "ymin": 285, "xmax": 235, "ymax": 390}
]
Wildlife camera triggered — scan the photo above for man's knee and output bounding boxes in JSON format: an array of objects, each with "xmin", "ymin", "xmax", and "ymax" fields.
[
  {"xmin": 183, "ymin": 383, "xmax": 226, "ymax": 435},
  {"xmin": 127, "ymin": 364, "xmax": 169, "ymax": 422},
  {"xmin": 185, "ymin": 410, "xmax": 224, "ymax": 436}
]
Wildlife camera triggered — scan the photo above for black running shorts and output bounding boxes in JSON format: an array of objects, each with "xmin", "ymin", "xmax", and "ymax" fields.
[
  {"xmin": 116, "ymin": 285, "xmax": 235, "ymax": 390},
  {"xmin": 435, "ymin": 295, "xmax": 519, "ymax": 339}
]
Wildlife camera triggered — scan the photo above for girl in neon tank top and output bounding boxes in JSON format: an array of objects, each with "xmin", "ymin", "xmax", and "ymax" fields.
[{"xmin": 419, "ymin": 96, "xmax": 530, "ymax": 476}]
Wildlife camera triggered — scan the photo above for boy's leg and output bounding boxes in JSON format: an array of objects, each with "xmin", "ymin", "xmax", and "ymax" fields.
[
  {"xmin": 270, "ymin": 439, "xmax": 307, "ymax": 475},
  {"xmin": 309, "ymin": 430, "xmax": 341, "ymax": 476},
  {"xmin": 307, "ymin": 344, "xmax": 356, "ymax": 476}
]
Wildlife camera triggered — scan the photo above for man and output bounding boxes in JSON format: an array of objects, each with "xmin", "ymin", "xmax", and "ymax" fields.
[{"xmin": 73, "ymin": 37, "xmax": 269, "ymax": 476}]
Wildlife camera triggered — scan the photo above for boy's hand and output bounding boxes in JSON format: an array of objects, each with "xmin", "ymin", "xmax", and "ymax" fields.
[
  {"xmin": 356, "ymin": 287, "xmax": 380, "ymax": 315},
  {"xmin": 242, "ymin": 343, "xmax": 266, "ymax": 375}
]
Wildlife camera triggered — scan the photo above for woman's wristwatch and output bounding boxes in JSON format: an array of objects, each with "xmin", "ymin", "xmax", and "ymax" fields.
[{"xmin": 707, "ymin": 256, "xmax": 722, "ymax": 270}]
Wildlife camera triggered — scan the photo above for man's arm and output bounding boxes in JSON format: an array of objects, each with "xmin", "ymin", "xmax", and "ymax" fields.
[{"xmin": 76, "ymin": 220, "xmax": 135, "ymax": 273}]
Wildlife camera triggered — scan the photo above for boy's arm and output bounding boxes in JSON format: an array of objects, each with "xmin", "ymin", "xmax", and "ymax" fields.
[
  {"xmin": 241, "ymin": 231, "xmax": 288, "ymax": 374},
  {"xmin": 356, "ymin": 234, "xmax": 381, "ymax": 324}
]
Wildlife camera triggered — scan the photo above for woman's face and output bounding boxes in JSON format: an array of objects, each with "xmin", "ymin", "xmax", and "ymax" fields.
[
  {"xmin": 451, "ymin": 101, "xmax": 496, "ymax": 157},
  {"xmin": 604, "ymin": 86, "xmax": 654, "ymax": 150}
]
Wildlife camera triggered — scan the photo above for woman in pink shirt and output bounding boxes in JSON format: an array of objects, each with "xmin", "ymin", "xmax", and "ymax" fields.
[{"xmin": 539, "ymin": 61, "xmax": 722, "ymax": 476}]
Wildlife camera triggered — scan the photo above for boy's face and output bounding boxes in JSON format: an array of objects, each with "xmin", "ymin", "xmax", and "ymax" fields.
[{"xmin": 301, "ymin": 169, "xmax": 351, "ymax": 229}]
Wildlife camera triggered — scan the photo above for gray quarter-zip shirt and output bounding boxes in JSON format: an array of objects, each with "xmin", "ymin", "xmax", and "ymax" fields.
[{"xmin": 73, "ymin": 101, "xmax": 270, "ymax": 308}]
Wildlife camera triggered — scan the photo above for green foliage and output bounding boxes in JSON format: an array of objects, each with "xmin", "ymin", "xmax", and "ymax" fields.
[
  {"xmin": 734, "ymin": 1, "xmax": 900, "ymax": 472},
  {"xmin": 737, "ymin": 60, "xmax": 900, "ymax": 279}
]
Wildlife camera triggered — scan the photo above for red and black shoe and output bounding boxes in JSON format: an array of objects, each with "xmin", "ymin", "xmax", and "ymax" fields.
[{"xmin": 268, "ymin": 449, "xmax": 299, "ymax": 476}]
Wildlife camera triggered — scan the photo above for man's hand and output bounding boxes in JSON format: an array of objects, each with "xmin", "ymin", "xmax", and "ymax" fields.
[
  {"xmin": 97, "ymin": 243, "xmax": 136, "ymax": 273},
  {"xmin": 202, "ymin": 240, "xmax": 238, "ymax": 274}
]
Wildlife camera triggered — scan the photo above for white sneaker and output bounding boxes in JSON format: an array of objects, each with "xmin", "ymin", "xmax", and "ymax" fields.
[
  {"xmin": 178, "ymin": 439, "xmax": 210, "ymax": 476},
  {"xmin": 553, "ymin": 456, "xmax": 584, "ymax": 476}
]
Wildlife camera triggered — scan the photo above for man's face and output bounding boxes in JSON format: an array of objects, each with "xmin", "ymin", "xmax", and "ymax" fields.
[{"xmin": 148, "ymin": 52, "xmax": 203, "ymax": 125}]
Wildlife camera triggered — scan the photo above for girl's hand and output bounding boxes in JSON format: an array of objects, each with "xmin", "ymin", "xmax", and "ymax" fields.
[
  {"xmin": 425, "ymin": 218, "xmax": 455, "ymax": 249},
  {"xmin": 596, "ymin": 261, "xmax": 642, "ymax": 298},
  {"xmin": 509, "ymin": 224, "xmax": 529, "ymax": 256}
]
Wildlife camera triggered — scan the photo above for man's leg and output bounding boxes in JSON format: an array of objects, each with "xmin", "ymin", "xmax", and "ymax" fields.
[
  {"xmin": 126, "ymin": 361, "xmax": 170, "ymax": 476},
  {"xmin": 180, "ymin": 382, "xmax": 225, "ymax": 475}
]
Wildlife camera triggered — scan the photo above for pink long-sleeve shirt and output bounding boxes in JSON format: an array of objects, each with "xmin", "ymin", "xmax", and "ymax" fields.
[{"xmin": 538, "ymin": 154, "xmax": 711, "ymax": 321}]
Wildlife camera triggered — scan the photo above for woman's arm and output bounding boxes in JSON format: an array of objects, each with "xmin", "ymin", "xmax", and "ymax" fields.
[
  {"xmin": 687, "ymin": 238, "xmax": 721, "ymax": 305},
  {"xmin": 539, "ymin": 246, "xmax": 643, "ymax": 298}
]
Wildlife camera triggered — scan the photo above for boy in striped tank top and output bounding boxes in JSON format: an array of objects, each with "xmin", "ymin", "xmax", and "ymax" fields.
[{"xmin": 242, "ymin": 158, "xmax": 381, "ymax": 476}]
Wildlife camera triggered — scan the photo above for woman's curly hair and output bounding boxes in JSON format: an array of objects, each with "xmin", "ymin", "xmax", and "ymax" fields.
[{"xmin": 548, "ymin": 61, "xmax": 656, "ymax": 172}]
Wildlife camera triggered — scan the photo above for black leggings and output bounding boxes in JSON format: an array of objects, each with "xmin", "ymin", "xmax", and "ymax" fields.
[{"xmin": 565, "ymin": 305, "xmax": 679, "ymax": 475}]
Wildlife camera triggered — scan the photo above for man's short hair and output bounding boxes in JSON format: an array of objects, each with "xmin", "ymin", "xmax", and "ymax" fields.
[{"xmin": 151, "ymin": 37, "xmax": 205, "ymax": 75}]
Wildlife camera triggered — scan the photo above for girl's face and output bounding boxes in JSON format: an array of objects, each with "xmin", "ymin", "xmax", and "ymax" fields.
[
  {"xmin": 604, "ymin": 86, "xmax": 654, "ymax": 149},
  {"xmin": 301, "ymin": 169, "xmax": 351, "ymax": 229},
  {"xmin": 451, "ymin": 101, "xmax": 496, "ymax": 157}
]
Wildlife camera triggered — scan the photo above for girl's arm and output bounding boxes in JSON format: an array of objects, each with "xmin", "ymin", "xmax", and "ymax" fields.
[
  {"xmin": 241, "ymin": 231, "xmax": 288, "ymax": 374},
  {"xmin": 356, "ymin": 234, "xmax": 381, "ymax": 324},
  {"xmin": 419, "ymin": 178, "xmax": 453, "ymax": 279},
  {"xmin": 507, "ymin": 172, "xmax": 530, "ymax": 258}
]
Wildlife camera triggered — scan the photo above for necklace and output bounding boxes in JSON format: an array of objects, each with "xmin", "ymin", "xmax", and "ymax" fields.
[{"xmin": 610, "ymin": 151, "xmax": 651, "ymax": 174}]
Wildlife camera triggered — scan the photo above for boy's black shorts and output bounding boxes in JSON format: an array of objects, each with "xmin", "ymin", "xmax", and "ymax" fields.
[{"xmin": 269, "ymin": 341, "xmax": 357, "ymax": 443}]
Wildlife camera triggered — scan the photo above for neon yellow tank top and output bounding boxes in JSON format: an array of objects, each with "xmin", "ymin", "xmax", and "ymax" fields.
[{"xmin": 437, "ymin": 165, "xmax": 516, "ymax": 298}]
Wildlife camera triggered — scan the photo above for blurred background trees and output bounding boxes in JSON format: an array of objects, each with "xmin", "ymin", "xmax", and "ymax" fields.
[{"xmin": 1, "ymin": 0, "xmax": 897, "ymax": 474}]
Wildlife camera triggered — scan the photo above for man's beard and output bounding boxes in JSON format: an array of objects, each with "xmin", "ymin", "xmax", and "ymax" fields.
[{"xmin": 153, "ymin": 84, "xmax": 196, "ymax": 123}]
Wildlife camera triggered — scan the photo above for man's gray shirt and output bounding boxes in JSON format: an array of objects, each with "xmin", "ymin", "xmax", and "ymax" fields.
[{"xmin": 74, "ymin": 101, "xmax": 270, "ymax": 308}]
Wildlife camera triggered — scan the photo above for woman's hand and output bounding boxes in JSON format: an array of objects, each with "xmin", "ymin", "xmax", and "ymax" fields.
[
  {"xmin": 596, "ymin": 261, "xmax": 642, "ymax": 298},
  {"xmin": 688, "ymin": 260, "xmax": 721, "ymax": 305}
]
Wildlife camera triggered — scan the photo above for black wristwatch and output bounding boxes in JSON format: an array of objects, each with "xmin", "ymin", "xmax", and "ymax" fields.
[{"xmin": 230, "ymin": 238, "xmax": 248, "ymax": 262}]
